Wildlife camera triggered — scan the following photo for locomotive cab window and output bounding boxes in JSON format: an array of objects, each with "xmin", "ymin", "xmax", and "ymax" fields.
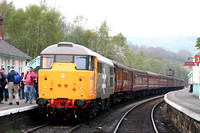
[
  {"xmin": 41, "ymin": 55, "xmax": 54, "ymax": 69},
  {"xmin": 41, "ymin": 54, "xmax": 94, "ymax": 70},
  {"xmin": 56, "ymin": 55, "xmax": 73, "ymax": 62},
  {"xmin": 89, "ymin": 56, "xmax": 94, "ymax": 71},
  {"xmin": 74, "ymin": 56, "xmax": 87, "ymax": 70}
]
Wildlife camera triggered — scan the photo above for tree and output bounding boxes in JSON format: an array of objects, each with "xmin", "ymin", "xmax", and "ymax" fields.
[
  {"xmin": 0, "ymin": 0, "xmax": 15, "ymax": 18},
  {"xmin": 1, "ymin": 2, "xmax": 65, "ymax": 58},
  {"xmin": 196, "ymin": 37, "xmax": 200, "ymax": 49}
]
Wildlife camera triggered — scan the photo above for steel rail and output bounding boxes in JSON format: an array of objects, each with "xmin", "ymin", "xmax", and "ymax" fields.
[
  {"xmin": 151, "ymin": 100, "xmax": 164, "ymax": 133},
  {"xmin": 66, "ymin": 123, "xmax": 83, "ymax": 133},
  {"xmin": 22, "ymin": 122, "xmax": 50, "ymax": 133},
  {"xmin": 113, "ymin": 95, "xmax": 163, "ymax": 133}
]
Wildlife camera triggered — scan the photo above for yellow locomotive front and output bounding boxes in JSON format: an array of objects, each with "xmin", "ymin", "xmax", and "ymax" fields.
[{"xmin": 37, "ymin": 42, "xmax": 98, "ymax": 119}]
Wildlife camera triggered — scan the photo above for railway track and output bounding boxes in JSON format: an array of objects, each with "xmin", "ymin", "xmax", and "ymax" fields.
[
  {"xmin": 20, "ymin": 121, "xmax": 82, "ymax": 133},
  {"xmin": 113, "ymin": 96, "xmax": 164, "ymax": 133},
  {"xmin": 151, "ymin": 100, "xmax": 164, "ymax": 133},
  {"xmin": 19, "ymin": 95, "xmax": 166, "ymax": 133},
  {"xmin": 67, "ymin": 95, "xmax": 165, "ymax": 133},
  {"xmin": 21, "ymin": 122, "xmax": 50, "ymax": 133}
]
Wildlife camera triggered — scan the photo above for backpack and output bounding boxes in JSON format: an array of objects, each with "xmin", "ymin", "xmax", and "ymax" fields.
[{"xmin": 14, "ymin": 71, "xmax": 22, "ymax": 84}]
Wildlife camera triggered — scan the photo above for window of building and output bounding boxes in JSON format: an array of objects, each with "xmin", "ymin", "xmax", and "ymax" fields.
[
  {"xmin": 18, "ymin": 60, "xmax": 23, "ymax": 74},
  {"xmin": 19, "ymin": 60, "xmax": 21, "ymax": 66},
  {"xmin": 7, "ymin": 59, "xmax": 10, "ymax": 65},
  {"xmin": 1, "ymin": 58, "xmax": 3, "ymax": 65},
  {"xmin": 12, "ymin": 59, "xmax": 15, "ymax": 66},
  {"xmin": 18, "ymin": 67, "xmax": 22, "ymax": 74}
]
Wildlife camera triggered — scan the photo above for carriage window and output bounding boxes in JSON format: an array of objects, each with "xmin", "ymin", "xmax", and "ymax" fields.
[
  {"xmin": 74, "ymin": 56, "xmax": 87, "ymax": 70},
  {"xmin": 110, "ymin": 77, "xmax": 113, "ymax": 87},
  {"xmin": 110, "ymin": 67, "xmax": 114, "ymax": 75},
  {"xmin": 55, "ymin": 55, "xmax": 73, "ymax": 62},
  {"xmin": 97, "ymin": 62, "xmax": 102, "ymax": 73},
  {"xmin": 41, "ymin": 55, "xmax": 54, "ymax": 69}
]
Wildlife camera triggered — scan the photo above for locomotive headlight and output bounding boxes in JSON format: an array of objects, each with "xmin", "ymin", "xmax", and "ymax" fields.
[
  {"xmin": 74, "ymin": 99, "xmax": 86, "ymax": 107},
  {"xmin": 44, "ymin": 86, "xmax": 47, "ymax": 89},
  {"xmin": 79, "ymin": 86, "xmax": 82, "ymax": 90}
]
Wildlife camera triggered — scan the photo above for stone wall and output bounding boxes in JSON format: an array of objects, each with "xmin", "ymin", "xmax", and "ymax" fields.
[
  {"xmin": 167, "ymin": 104, "xmax": 200, "ymax": 133},
  {"xmin": 0, "ymin": 108, "xmax": 40, "ymax": 132}
]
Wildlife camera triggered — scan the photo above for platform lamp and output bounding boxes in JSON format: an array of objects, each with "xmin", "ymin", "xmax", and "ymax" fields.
[{"xmin": 166, "ymin": 68, "xmax": 174, "ymax": 76}]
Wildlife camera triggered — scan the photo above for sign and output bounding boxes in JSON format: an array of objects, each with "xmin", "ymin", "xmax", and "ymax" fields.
[
  {"xmin": 195, "ymin": 55, "xmax": 200, "ymax": 63},
  {"xmin": 166, "ymin": 69, "xmax": 174, "ymax": 76},
  {"xmin": 61, "ymin": 73, "xmax": 65, "ymax": 78},
  {"xmin": 184, "ymin": 62, "xmax": 195, "ymax": 66}
]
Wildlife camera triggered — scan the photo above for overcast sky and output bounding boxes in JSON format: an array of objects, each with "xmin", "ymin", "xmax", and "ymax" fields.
[{"xmin": 6, "ymin": 0, "xmax": 200, "ymax": 37}]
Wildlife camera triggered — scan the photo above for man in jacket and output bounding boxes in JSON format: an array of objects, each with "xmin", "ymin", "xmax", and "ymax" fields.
[
  {"xmin": 23, "ymin": 67, "xmax": 37, "ymax": 104},
  {"xmin": 6, "ymin": 66, "xmax": 19, "ymax": 105}
]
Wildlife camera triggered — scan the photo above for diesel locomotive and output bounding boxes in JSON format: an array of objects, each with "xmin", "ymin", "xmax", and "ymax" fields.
[{"xmin": 36, "ymin": 42, "xmax": 184, "ymax": 120}]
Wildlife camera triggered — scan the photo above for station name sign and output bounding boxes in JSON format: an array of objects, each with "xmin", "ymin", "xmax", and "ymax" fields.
[
  {"xmin": 184, "ymin": 55, "xmax": 200, "ymax": 66},
  {"xmin": 184, "ymin": 62, "xmax": 195, "ymax": 66},
  {"xmin": 195, "ymin": 55, "xmax": 200, "ymax": 63}
]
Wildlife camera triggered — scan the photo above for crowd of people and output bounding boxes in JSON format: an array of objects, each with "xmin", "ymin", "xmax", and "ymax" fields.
[{"xmin": 0, "ymin": 66, "xmax": 38, "ymax": 105}]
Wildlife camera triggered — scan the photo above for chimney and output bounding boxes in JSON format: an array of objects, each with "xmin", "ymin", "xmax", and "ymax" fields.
[{"xmin": 0, "ymin": 16, "xmax": 3, "ymax": 40}]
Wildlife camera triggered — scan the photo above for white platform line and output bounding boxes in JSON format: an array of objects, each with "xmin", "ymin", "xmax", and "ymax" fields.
[{"xmin": 0, "ymin": 105, "xmax": 39, "ymax": 117}]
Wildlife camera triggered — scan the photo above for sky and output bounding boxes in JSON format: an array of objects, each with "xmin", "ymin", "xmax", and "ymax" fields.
[{"xmin": 6, "ymin": 0, "xmax": 200, "ymax": 37}]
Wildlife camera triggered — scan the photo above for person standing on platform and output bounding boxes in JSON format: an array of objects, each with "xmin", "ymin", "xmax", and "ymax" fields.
[
  {"xmin": 189, "ymin": 84, "xmax": 193, "ymax": 93},
  {"xmin": 23, "ymin": 67, "xmax": 37, "ymax": 104},
  {"xmin": 0, "ymin": 68, "xmax": 5, "ymax": 104},
  {"xmin": 6, "ymin": 66, "xmax": 20, "ymax": 105},
  {"xmin": 1, "ymin": 68, "xmax": 8, "ymax": 101},
  {"xmin": 19, "ymin": 72, "xmax": 24, "ymax": 99}
]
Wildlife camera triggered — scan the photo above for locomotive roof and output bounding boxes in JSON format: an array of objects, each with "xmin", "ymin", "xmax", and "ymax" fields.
[{"xmin": 41, "ymin": 42, "xmax": 114, "ymax": 67}]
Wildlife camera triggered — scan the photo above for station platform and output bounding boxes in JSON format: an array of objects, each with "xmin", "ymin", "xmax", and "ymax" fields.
[
  {"xmin": 0, "ymin": 99, "xmax": 38, "ymax": 117},
  {"xmin": 165, "ymin": 88, "xmax": 200, "ymax": 122}
]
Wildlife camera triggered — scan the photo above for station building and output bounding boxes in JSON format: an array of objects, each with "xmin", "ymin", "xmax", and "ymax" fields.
[
  {"xmin": 0, "ymin": 16, "xmax": 31, "ymax": 74},
  {"xmin": 190, "ymin": 50, "xmax": 200, "ymax": 98}
]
